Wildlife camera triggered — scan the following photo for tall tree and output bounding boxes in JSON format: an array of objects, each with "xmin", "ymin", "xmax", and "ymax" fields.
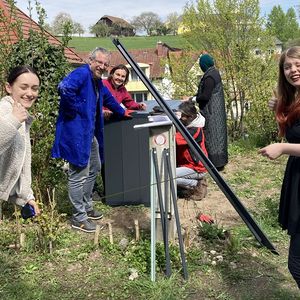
[
  {"xmin": 180, "ymin": 0, "xmax": 277, "ymax": 140},
  {"xmin": 131, "ymin": 12, "xmax": 161, "ymax": 36},
  {"xmin": 160, "ymin": 50, "xmax": 200, "ymax": 98},
  {"xmin": 52, "ymin": 12, "xmax": 73, "ymax": 35},
  {"xmin": 166, "ymin": 12, "xmax": 180, "ymax": 35},
  {"xmin": 72, "ymin": 22, "xmax": 85, "ymax": 36},
  {"xmin": 89, "ymin": 23, "xmax": 111, "ymax": 37},
  {"xmin": 285, "ymin": 8, "xmax": 300, "ymax": 42},
  {"xmin": 150, "ymin": 19, "xmax": 170, "ymax": 36},
  {"xmin": 267, "ymin": 5, "xmax": 299, "ymax": 43}
]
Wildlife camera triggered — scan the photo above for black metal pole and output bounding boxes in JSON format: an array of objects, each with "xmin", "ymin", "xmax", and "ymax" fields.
[
  {"xmin": 164, "ymin": 149, "xmax": 189, "ymax": 280},
  {"xmin": 112, "ymin": 38, "xmax": 278, "ymax": 255},
  {"xmin": 162, "ymin": 150, "xmax": 172, "ymax": 277},
  {"xmin": 152, "ymin": 148, "xmax": 172, "ymax": 276}
]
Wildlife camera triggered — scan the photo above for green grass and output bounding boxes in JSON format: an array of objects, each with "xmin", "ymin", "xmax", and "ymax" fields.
[
  {"xmin": 1, "ymin": 144, "xmax": 300, "ymax": 299},
  {"xmin": 67, "ymin": 35, "xmax": 190, "ymax": 51}
]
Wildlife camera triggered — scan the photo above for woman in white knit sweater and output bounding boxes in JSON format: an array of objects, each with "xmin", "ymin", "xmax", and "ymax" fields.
[{"xmin": 0, "ymin": 65, "xmax": 41, "ymax": 216}]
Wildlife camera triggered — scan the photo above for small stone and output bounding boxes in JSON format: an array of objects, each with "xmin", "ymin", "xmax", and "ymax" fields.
[
  {"xmin": 230, "ymin": 262, "xmax": 237, "ymax": 269},
  {"xmin": 128, "ymin": 268, "xmax": 139, "ymax": 280},
  {"xmin": 119, "ymin": 238, "xmax": 129, "ymax": 250},
  {"xmin": 216, "ymin": 255, "xmax": 223, "ymax": 262},
  {"xmin": 211, "ymin": 260, "xmax": 217, "ymax": 266},
  {"xmin": 210, "ymin": 250, "xmax": 217, "ymax": 255}
]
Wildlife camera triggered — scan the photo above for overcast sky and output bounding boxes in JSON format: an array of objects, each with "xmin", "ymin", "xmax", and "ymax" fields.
[{"xmin": 15, "ymin": 0, "xmax": 299, "ymax": 32}]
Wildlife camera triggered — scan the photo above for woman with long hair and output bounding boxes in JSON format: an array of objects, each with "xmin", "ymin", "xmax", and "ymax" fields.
[
  {"xmin": 0, "ymin": 65, "xmax": 41, "ymax": 217},
  {"xmin": 103, "ymin": 64, "xmax": 146, "ymax": 120},
  {"xmin": 259, "ymin": 46, "xmax": 300, "ymax": 288}
]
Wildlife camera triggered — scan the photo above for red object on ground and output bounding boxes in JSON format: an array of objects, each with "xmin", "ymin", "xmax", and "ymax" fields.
[{"xmin": 197, "ymin": 213, "xmax": 214, "ymax": 224}]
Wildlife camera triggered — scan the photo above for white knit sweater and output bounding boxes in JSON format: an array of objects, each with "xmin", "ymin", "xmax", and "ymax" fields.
[{"xmin": 0, "ymin": 96, "xmax": 34, "ymax": 206}]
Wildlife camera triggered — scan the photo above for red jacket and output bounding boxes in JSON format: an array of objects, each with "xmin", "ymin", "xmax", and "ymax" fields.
[
  {"xmin": 103, "ymin": 79, "xmax": 141, "ymax": 110},
  {"xmin": 176, "ymin": 127, "xmax": 208, "ymax": 173}
]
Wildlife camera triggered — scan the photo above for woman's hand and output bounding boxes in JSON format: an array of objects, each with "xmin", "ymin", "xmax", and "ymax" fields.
[
  {"xmin": 27, "ymin": 199, "xmax": 41, "ymax": 216},
  {"xmin": 269, "ymin": 88, "xmax": 278, "ymax": 111},
  {"xmin": 268, "ymin": 98, "xmax": 278, "ymax": 111},
  {"xmin": 258, "ymin": 143, "xmax": 283, "ymax": 160},
  {"xmin": 12, "ymin": 101, "xmax": 28, "ymax": 123},
  {"xmin": 139, "ymin": 103, "xmax": 147, "ymax": 110},
  {"xmin": 103, "ymin": 110, "xmax": 113, "ymax": 121},
  {"xmin": 181, "ymin": 96, "xmax": 191, "ymax": 101}
]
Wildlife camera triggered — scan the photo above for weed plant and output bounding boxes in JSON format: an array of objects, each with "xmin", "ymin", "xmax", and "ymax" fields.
[
  {"xmin": 198, "ymin": 222, "xmax": 226, "ymax": 242},
  {"xmin": 99, "ymin": 237, "xmax": 182, "ymax": 274},
  {"xmin": 258, "ymin": 196, "xmax": 280, "ymax": 228}
]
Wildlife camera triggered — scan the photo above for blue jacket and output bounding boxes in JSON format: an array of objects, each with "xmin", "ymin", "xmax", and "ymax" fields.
[{"xmin": 51, "ymin": 64, "xmax": 125, "ymax": 167}]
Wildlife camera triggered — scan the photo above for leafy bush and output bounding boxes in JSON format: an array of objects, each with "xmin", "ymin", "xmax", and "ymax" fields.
[
  {"xmin": 1, "ymin": 1, "xmax": 72, "ymax": 201},
  {"xmin": 198, "ymin": 222, "xmax": 226, "ymax": 241},
  {"xmin": 0, "ymin": 222, "xmax": 17, "ymax": 249},
  {"xmin": 33, "ymin": 189, "xmax": 67, "ymax": 253},
  {"xmin": 8, "ymin": 38, "xmax": 70, "ymax": 201}
]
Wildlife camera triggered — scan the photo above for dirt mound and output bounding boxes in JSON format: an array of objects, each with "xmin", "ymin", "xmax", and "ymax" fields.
[{"xmin": 105, "ymin": 173, "xmax": 245, "ymax": 240}]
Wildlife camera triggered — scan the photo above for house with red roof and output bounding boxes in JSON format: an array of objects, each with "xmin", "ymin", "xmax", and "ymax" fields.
[
  {"xmin": 0, "ymin": 0, "xmax": 83, "ymax": 65},
  {"xmin": 78, "ymin": 41, "xmax": 187, "ymax": 101}
]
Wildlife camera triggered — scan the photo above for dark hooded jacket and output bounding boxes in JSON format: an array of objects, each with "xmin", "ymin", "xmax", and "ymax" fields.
[{"xmin": 196, "ymin": 65, "xmax": 228, "ymax": 169}]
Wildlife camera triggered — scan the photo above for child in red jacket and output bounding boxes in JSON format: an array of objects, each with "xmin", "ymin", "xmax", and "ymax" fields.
[{"xmin": 176, "ymin": 101, "xmax": 208, "ymax": 200}]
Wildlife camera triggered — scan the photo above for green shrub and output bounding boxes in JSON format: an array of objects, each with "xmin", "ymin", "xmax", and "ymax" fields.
[
  {"xmin": 8, "ymin": 35, "xmax": 71, "ymax": 201},
  {"xmin": 0, "ymin": 1, "xmax": 72, "ymax": 202},
  {"xmin": 198, "ymin": 222, "xmax": 226, "ymax": 241}
]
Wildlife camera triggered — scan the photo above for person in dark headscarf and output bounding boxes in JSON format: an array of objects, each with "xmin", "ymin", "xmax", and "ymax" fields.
[{"xmin": 195, "ymin": 53, "xmax": 228, "ymax": 171}]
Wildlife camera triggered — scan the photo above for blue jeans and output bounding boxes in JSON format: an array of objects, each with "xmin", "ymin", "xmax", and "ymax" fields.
[
  {"xmin": 176, "ymin": 167, "xmax": 206, "ymax": 189},
  {"xmin": 68, "ymin": 137, "xmax": 101, "ymax": 222}
]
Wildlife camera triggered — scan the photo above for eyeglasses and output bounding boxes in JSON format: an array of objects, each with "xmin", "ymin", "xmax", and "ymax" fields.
[{"xmin": 93, "ymin": 59, "xmax": 109, "ymax": 68}]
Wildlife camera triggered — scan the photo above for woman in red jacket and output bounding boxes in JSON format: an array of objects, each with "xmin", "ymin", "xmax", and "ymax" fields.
[{"xmin": 103, "ymin": 64, "xmax": 147, "ymax": 120}]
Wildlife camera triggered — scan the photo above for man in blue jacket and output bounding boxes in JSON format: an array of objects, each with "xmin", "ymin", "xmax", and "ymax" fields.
[{"xmin": 52, "ymin": 47, "xmax": 126, "ymax": 233}]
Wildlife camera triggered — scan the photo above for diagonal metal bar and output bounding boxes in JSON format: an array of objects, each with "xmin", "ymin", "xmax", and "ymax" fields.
[
  {"xmin": 152, "ymin": 148, "xmax": 172, "ymax": 276},
  {"xmin": 164, "ymin": 148, "xmax": 189, "ymax": 280},
  {"xmin": 112, "ymin": 38, "xmax": 278, "ymax": 255},
  {"xmin": 162, "ymin": 150, "xmax": 172, "ymax": 277}
]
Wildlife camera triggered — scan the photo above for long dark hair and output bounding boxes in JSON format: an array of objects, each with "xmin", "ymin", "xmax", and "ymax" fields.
[
  {"xmin": 108, "ymin": 64, "xmax": 129, "ymax": 85},
  {"xmin": 276, "ymin": 47, "xmax": 300, "ymax": 136},
  {"xmin": 7, "ymin": 65, "xmax": 40, "ymax": 85}
]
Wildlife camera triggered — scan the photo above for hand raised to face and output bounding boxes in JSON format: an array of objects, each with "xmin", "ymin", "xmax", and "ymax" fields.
[{"xmin": 12, "ymin": 101, "xmax": 28, "ymax": 123}]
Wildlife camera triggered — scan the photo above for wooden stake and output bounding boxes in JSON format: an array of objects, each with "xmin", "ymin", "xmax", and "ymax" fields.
[
  {"xmin": 15, "ymin": 205, "xmax": 21, "ymax": 249},
  {"xmin": 134, "ymin": 219, "xmax": 140, "ymax": 241},
  {"xmin": 49, "ymin": 241, "xmax": 53, "ymax": 255},
  {"xmin": 183, "ymin": 226, "xmax": 190, "ymax": 252},
  {"xmin": 0, "ymin": 200, "xmax": 3, "ymax": 220},
  {"xmin": 108, "ymin": 222, "xmax": 113, "ymax": 244},
  {"xmin": 20, "ymin": 232, "xmax": 26, "ymax": 248},
  {"xmin": 94, "ymin": 225, "xmax": 101, "ymax": 245}
]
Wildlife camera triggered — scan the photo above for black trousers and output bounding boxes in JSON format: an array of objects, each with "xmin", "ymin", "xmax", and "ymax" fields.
[{"xmin": 288, "ymin": 233, "xmax": 300, "ymax": 288}]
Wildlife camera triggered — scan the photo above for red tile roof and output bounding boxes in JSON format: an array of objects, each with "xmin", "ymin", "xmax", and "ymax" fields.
[
  {"xmin": 0, "ymin": 0, "xmax": 84, "ymax": 65},
  {"xmin": 78, "ymin": 42, "xmax": 183, "ymax": 79}
]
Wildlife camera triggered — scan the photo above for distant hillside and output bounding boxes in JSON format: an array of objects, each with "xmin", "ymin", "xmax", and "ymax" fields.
[{"xmin": 67, "ymin": 35, "xmax": 191, "ymax": 52}]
